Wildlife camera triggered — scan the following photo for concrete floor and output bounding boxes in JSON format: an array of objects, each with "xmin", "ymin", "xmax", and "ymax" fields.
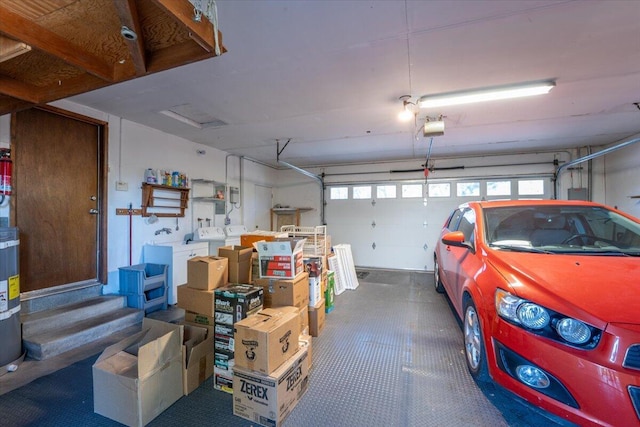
[{"xmin": 0, "ymin": 270, "xmax": 573, "ymax": 426}]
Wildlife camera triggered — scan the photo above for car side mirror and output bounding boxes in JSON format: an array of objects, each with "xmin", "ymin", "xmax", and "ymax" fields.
[{"xmin": 442, "ymin": 231, "xmax": 471, "ymax": 250}]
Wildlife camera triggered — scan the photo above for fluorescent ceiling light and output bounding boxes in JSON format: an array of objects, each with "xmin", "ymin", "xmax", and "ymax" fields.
[
  {"xmin": 418, "ymin": 80, "xmax": 555, "ymax": 108},
  {"xmin": 158, "ymin": 104, "xmax": 226, "ymax": 129}
]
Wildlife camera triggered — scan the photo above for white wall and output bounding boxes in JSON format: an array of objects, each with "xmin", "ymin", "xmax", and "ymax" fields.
[{"xmin": 594, "ymin": 133, "xmax": 640, "ymax": 218}]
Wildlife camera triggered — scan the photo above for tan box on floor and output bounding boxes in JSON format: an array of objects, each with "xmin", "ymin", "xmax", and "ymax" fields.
[
  {"xmin": 181, "ymin": 323, "xmax": 214, "ymax": 395},
  {"xmin": 309, "ymin": 298, "xmax": 325, "ymax": 337},
  {"xmin": 177, "ymin": 284, "xmax": 215, "ymax": 317},
  {"xmin": 234, "ymin": 306, "xmax": 300, "ymax": 375},
  {"xmin": 254, "ymin": 272, "xmax": 309, "ymax": 309},
  {"xmin": 233, "ymin": 345, "xmax": 310, "ymax": 427},
  {"xmin": 92, "ymin": 318, "xmax": 183, "ymax": 427},
  {"xmin": 187, "ymin": 256, "xmax": 228, "ymax": 290},
  {"xmin": 218, "ymin": 245, "xmax": 253, "ymax": 283}
]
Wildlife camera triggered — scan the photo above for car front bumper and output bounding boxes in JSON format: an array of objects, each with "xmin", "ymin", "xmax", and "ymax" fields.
[{"xmin": 489, "ymin": 319, "xmax": 640, "ymax": 427}]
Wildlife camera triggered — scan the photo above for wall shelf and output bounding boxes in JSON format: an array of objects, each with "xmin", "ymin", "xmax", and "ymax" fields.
[
  {"xmin": 141, "ymin": 183, "xmax": 189, "ymax": 217},
  {"xmin": 191, "ymin": 179, "xmax": 226, "ymax": 215},
  {"xmin": 271, "ymin": 207, "xmax": 313, "ymax": 230}
]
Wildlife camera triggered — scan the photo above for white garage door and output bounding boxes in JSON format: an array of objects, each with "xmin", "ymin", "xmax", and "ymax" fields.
[{"xmin": 325, "ymin": 177, "xmax": 551, "ymax": 271}]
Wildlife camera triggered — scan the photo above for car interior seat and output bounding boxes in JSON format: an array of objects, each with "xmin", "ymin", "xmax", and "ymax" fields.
[{"xmin": 530, "ymin": 215, "xmax": 572, "ymax": 246}]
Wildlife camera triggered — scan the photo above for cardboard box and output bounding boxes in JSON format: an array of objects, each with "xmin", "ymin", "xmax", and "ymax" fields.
[
  {"xmin": 309, "ymin": 299, "xmax": 325, "ymax": 337},
  {"xmin": 215, "ymin": 348, "xmax": 235, "ymax": 371},
  {"xmin": 218, "ymin": 245, "xmax": 253, "ymax": 283},
  {"xmin": 187, "ymin": 256, "xmax": 228, "ymax": 290},
  {"xmin": 182, "ymin": 323, "xmax": 214, "ymax": 395},
  {"xmin": 92, "ymin": 318, "xmax": 183, "ymax": 427},
  {"xmin": 233, "ymin": 346, "xmax": 310, "ymax": 427},
  {"xmin": 308, "ymin": 276, "xmax": 322, "ymax": 307},
  {"xmin": 240, "ymin": 231, "xmax": 287, "ymax": 248},
  {"xmin": 297, "ymin": 305, "xmax": 309, "ymax": 335},
  {"xmin": 184, "ymin": 310, "xmax": 215, "ymax": 326},
  {"xmin": 254, "ymin": 273, "xmax": 309, "ymax": 309},
  {"xmin": 214, "ymin": 366, "xmax": 234, "ymax": 394},
  {"xmin": 177, "ymin": 285, "xmax": 215, "ymax": 317},
  {"xmin": 234, "ymin": 307, "xmax": 300, "ymax": 375},
  {"xmin": 303, "ymin": 257, "xmax": 323, "ymax": 278},
  {"xmin": 256, "ymin": 238, "xmax": 305, "ymax": 279},
  {"xmin": 300, "ymin": 333, "xmax": 312, "ymax": 368},
  {"xmin": 325, "ymin": 270, "xmax": 335, "ymax": 313},
  {"xmin": 214, "ymin": 284, "xmax": 263, "ymax": 325}
]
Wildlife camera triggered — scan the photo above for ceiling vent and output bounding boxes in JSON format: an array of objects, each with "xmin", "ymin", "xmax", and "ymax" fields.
[{"xmin": 159, "ymin": 104, "xmax": 227, "ymax": 129}]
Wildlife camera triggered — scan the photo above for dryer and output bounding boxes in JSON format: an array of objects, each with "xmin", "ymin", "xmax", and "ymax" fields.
[{"xmin": 192, "ymin": 226, "xmax": 227, "ymax": 255}]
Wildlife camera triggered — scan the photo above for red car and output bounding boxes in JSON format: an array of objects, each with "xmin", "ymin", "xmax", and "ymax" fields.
[{"xmin": 433, "ymin": 200, "xmax": 640, "ymax": 427}]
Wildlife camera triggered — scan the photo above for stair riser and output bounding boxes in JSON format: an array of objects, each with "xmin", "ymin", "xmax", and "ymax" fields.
[
  {"xmin": 23, "ymin": 310, "xmax": 143, "ymax": 361},
  {"xmin": 21, "ymin": 284, "xmax": 103, "ymax": 315},
  {"xmin": 22, "ymin": 297, "xmax": 127, "ymax": 337}
]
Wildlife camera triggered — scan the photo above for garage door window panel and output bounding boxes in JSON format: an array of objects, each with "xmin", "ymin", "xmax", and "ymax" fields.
[
  {"xmin": 457, "ymin": 182, "xmax": 480, "ymax": 197},
  {"xmin": 428, "ymin": 183, "xmax": 451, "ymax": 197},
  {"xmin": 353, "ymin": 186, "xmax": 372, "ymax": 199},
  {"xmin": 330, "ymin": 187, "xmax": 349, "ymax": 200}
]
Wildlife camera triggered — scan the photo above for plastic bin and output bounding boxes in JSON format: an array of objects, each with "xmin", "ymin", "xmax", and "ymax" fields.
[{"xmin": 119, "ymin": 263, "xmax": 168, "ymax": 314}]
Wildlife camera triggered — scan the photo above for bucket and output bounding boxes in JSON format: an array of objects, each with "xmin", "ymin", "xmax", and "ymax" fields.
[{"xmin": 0, "ymin": 227, "xmax": 21, "ymax": 367}]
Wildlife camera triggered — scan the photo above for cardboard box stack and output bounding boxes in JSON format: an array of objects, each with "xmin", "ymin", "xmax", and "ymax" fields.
[
  {"xmin": 233, "ymin": 306, "xmax": 311, "ymax": 427},
  {"xmin": 304, "ymin": 257, "xmax": 326, "ymax": 337},
  {"xmin": 217, "ymin": 245, "xmax": 253, "ymax": 283},
  {"xmin": 177, "ymin": 256, "xmax": 229, "ymax": 316},
  {"xmin": 212, "ymin": 283, "xmax": 264, "ymax": 393}
]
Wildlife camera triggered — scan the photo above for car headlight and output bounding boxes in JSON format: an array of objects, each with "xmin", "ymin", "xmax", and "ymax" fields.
[
  {"xmin": 495, "ymin": 290, "xmax": 550, "ymax": 329},
  {"xmin": 494, "ymin": 289, "xmax": 600, "ymax": 349},
  {"xmin": 495, "ymin": 289, "xmax": 522, "ymax": 322},
  {"xmin": 555, "ymin": 318, "xmax": 591, "ymax": 344},
  {"xmin": 517, "ymin": 303, "xmax": 550, "ymax": 329}
]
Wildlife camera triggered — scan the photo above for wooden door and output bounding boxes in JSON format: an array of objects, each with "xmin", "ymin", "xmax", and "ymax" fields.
[{"xmin": 11, "ymin": 107, "xmax": 107, "ymax": 292}]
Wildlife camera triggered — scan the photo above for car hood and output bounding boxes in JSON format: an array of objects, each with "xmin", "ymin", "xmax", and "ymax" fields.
[{"xmin": 487, "ymin": 251, "xmax": 640, "ymax": 325}]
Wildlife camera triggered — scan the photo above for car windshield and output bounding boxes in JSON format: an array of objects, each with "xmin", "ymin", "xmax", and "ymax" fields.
[{"xmin": 484, "ymin": 205, "xmax": 640, "ymax": 255}]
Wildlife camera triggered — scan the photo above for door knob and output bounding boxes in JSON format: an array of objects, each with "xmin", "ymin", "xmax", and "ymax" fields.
[{"xmin": 89, "ymin": 209, "xmax": 99, "ymax": 214}]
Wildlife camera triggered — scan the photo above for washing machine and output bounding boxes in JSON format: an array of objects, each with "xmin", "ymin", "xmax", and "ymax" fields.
[
  {"xmin": 192, "ymin": 226, "xmax": 228, "ymax": 255},
  {"xmin": 224, "ymin": 225, "xmax": 248, "ymax": 246}
]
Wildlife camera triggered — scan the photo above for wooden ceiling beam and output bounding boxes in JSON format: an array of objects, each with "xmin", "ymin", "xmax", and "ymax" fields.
[
  {"xmin": 36, "ymin": 74, "xmax": 112, "ymax": 104},
  {"xmin": 147, "ymin": 40, "xmax": 214, "ymax": 74},
  {"xmin": 112, "ymin": 0, "xmax": 147, "ymax": 77},
  {"xmin": 0, "ymin": 76, "xmax": 41, "ymax": 103},
  {"xmin": 0, "ymin": 5, "xmax": 115, "ymax": 82},
  {"xmin": 151, "ymin": 0, "xmax": 223, "ymax": 55}
]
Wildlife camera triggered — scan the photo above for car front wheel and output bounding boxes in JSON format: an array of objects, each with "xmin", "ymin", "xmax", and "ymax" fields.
[
  {"xmin": 433, "ymin": 255, "xmax": 445, "ymax": 293},
  {"xmin": 463, "ymin": 298, "xmax": 489, "ymax": 382}
]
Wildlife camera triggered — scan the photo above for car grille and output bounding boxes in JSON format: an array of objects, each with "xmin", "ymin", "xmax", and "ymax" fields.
[{"xmin": 624, "ymin": 344, "xmax": 640, "ymax": 370}]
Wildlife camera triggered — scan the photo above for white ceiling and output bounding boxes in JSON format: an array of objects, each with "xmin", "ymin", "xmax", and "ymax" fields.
[{"xmin": 69, "ymin": 0, "xmax": 640, "ymax": 168}]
